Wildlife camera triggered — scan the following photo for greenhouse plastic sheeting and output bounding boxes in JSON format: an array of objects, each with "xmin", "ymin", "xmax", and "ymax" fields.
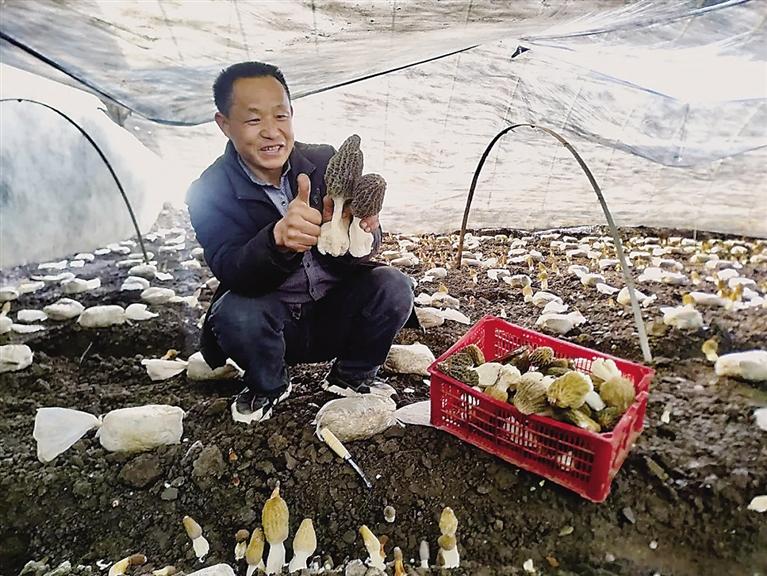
[{"xmin": 1, "ymin": 0, "xmax": 766, "ymax": 246}]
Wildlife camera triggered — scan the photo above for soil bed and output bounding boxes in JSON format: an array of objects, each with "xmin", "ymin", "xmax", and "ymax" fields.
[{"xmin": 1, "ymin": 208, "xmax": 766, "ymax": 576}]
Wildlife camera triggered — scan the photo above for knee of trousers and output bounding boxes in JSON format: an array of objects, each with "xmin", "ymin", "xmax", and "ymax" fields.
[
  {"xmin": 209, "ymin": 291, "xmax": 285, "ymax": 342},
  {"xmin": 367, "ymin": 266, "xmax": 415, "ymax": 321}
]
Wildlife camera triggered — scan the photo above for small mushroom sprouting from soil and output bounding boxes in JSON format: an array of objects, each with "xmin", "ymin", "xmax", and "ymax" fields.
[
  {"xmin": 393, "ymin": 546, "xmax": 406, "ymax": 576},
  {"xmin": 547, "ymin": 371, "xmax": 593, "ymax": 409},
  {"xmin": 183, "ymin": 515, "xmax": 209, "ymax": 559},
  {"xmin": 419, "ymin": 540, "xmax": 430, "ymax": 569},
  {"xmin": 437, "ymin": 507, "xmax": 460, "ymax": 568},
  {"xmin": 108, "ymin": 554, "xmax": 146, "ymax": 576},
  {"xmin": 288, "ymin": 518, "xmax": 317, "ymax": 573},
  {"xmin": 359, "ymin": 525, "xmax": 386, "ymax": 570},
  {"xmin": 319, "ymin": 134, "xmax": 363, "ymax": 257},
  {"xmin": 522, "ymin": 283, "xmax": 534, "ymax": 303},
  {"xmin": 701, "ymin": 337, "xmax": 719, "ymax": 362},
  {"xmin": 383, "ymin": 505, "xmax": 396, "ymax": 523},
  {"xmin": 349, "ymin": 173, "xmax": 386, "ymax": 257},
  {"xmin": 234, "ymin": 528, "xmax": 250, "ymax": 561},
  {"xmin": 245, "ymin": 527, "xmax": 266, "ymax": 576},
  {"xmin": 263, "ymin": 484, "xmax": 290, "ymax": 574},
  {"xmin": 537, "ymin": 263, "xmax": 549, "ymax": 290},
  {"xmin": 599, "ymin": 375, "xmax": 636, "ymax": 413}
]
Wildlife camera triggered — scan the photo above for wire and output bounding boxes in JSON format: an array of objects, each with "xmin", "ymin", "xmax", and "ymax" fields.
[
  {"xmin": 456, "ymin": 123, "xmax": 653, "ymax": 363},
  {"xmin": 0, "ymin": 98, "xmax": 151, "ymax": 264}
]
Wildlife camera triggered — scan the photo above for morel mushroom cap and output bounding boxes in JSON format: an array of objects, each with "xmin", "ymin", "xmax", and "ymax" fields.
[
  {"xmin": 439, "ymin": 507, "xmax": 458, "ymax": 536},
  {"xmin": 599, "ymin": 375, "xmax": 636, "ymax": 413},
  {"xmin": 513, "ymin": 375, "xmax": 550, "ymax": 415},
  {"xmin": 325, "ymin": 134, "xmax": 363, "ymax": 199},
  {"xmin": 350, "ymin": 173, "xmax": 386, "ymax": 218},
  {"xmin": 262, "ymin": 485, "xmax": 289, "ymax": 544},
  {"xmin": 547, "ymin": 371, "xmax": 593, "ymax": 409},
  {"xmin": 528, "ymin": 346, "xmax": 555, "ymax": 368}
]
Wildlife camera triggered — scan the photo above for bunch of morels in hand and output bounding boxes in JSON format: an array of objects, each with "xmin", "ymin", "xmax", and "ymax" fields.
[{"xmin": 317, "ymin": 134, "xmax": 386, "ymax": 258}]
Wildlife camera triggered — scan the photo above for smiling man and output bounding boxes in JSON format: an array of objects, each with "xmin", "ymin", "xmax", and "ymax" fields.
[{"xmin": 186, "ymin": 61, "xmax": 417, "ymax": 423}]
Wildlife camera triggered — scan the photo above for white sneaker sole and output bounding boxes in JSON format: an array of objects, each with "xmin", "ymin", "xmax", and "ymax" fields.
[{"xmin": 230, "ymin": 381, "xmax": 292, "ymax": 424}]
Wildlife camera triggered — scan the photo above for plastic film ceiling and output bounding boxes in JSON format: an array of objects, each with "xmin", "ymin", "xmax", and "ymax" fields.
[{"xmin": 2, "ymin": 0, "xmax": 766, "ymax": 237}]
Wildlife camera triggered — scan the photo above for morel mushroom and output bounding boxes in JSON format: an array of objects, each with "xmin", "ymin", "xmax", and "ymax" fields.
[
  {"xmin": 182, "ymin": 515, "xmax": 209, "ymax": 559},
  {"xmin": 348, "ymin": 173, "xmax": 386, "ymax": 257},
  {"xmin": 262, "ymin": 485, "xmax": 290, "ymax": 574},
  {"xmin": 245, "ymin": 528, "xmax": 265, "ymax": 576},
  {"xmin": 288, "ymin": 518, "xmax": 317, "ymax": 573},
  {"xmin": 359, "ymin": 525, "xmax": 386, "ymax": 570},
  {"xmin": 318, "ymin": 134, "xmax": 363, "ymax": 257},
  {"xmin": 437, "ymin": 507, "xmax": 460, "ymax": 568}
]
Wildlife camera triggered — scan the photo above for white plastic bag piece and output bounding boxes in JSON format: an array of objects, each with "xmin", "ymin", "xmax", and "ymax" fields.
[
  {"xmin": 532, "ymin": 291, "xmax": 563, "ymax": 307},
  {"xmin": 33, "ymin": 407, "xmax": 101, "ymax": 462},
  {"xmin": 78, "ymin": 305, "xmax": 126, "ymax": 328},
  {"xmin": 0, "ymin": 344, "xmax": 34, "ymax": 373},
  {"xmin": 384, "ymin": 343, "xmax": 435, "ymax": 376},
  {"xmin": 715, "ymin": 351, "xmax": 767, "ymax": 382},
  {"xmin": 660, "ymin": 305, "xmax": 703, "ymax": 330},
  {"xmin": 314, "ymin": 396, "xmax": 397, "ymax": 442},
  {"xmin": 141, "ymin": 358, "xmax": 188, "ymax": 381},
  {"xmin": 61, "ymin": 277, "xmax": 101, "ymax": 295},
  {"xmin": 141, "ymin": 287, "xmax": 176, "ymax": 304},
  {"xmin": 17, "ymin": 309, "xmax": 48, "ymax": 323},
  {"xmin": 125, "ymin": 303, "xmax": 159, "ymax": 321},
  {"xmin": 414, "ymin": 306, "xmax": 445, "ymax": 329},
  {"xmin": 96, "ymin": 405, "xmax": 184, "ymax": 452},
  {"xmin": 121, "ymin": 276, "xmax": 150, "ymax": 292},
  {"xmin": 43, "ymin": 298, "xmax": 84, "ymax": 320},
  {"xmin": 394, "ymin": 401, "xmax": 433, "ymax": 427},
  {"xmin": 186, "ymin": 351, "xmax": 242, "ymax": 381}
]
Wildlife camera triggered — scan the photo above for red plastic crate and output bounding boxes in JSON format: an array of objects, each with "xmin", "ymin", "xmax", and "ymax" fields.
[{"xmin": 428, "ymin": 315, "xmax": 653, "ymax": 502}]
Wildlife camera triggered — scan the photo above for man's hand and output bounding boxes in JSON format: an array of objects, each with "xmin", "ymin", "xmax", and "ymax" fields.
[
  {"xmin": 322, "ymin": 196, "xmax": 380, "ymax": 233},
  {"xmin": 274, "ymin": 173, "xmax": 322, "ymax": 252}
]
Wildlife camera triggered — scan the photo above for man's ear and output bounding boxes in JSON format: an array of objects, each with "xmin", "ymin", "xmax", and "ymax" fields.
[{"xmin": 214, "ymin": 112, "xmax": 230, "ymax": 138}]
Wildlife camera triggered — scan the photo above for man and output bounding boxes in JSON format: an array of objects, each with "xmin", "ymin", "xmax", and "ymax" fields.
[{"xmin": 186, "ymin": 61, "xmax": 417, "ymax": 423}]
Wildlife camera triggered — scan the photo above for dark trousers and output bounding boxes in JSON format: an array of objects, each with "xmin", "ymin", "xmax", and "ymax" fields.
[{"xmin": 207, "ymin": 267, "xmax": 414, "ymax": 396}]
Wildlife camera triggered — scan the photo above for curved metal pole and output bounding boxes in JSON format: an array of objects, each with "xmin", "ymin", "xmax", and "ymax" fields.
[
  {"xmin": 0, "ymin": 98, "xmax": 150, "ymax": 263},
  {"xmin": 458, "ymin": 123, "xmax": 652, "ymax": 363}
]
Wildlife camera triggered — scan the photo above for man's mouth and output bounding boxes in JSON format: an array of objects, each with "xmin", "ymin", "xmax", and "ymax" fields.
[{"xmin": 260, "ymin": 144, "xmax": 283, "ymax": 153}]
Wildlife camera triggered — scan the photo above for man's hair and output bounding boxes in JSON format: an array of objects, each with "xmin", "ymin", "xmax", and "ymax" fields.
[{"xmin": 213, "ymin": 61, "xmax": 291, "ymax": 116}]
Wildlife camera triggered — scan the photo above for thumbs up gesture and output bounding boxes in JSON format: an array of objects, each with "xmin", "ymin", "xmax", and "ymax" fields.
[{"xmin": 273, "ymin": 173, "xmax": 322, "ymax": 252}]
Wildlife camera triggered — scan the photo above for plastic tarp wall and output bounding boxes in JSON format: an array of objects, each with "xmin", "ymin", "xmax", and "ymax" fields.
[
  {"xmin": 0, "ymin": 65, "xmax": 178, "ymax": 267},
  {"xmin": 1, "ymin": 0, "xmax": 765, "ymax": 256}
]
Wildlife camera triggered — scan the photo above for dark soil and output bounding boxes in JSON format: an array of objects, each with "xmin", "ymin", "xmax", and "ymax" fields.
[{"xmin": 1, "ymin": 208, "xmax": 766, "ymax": 576}]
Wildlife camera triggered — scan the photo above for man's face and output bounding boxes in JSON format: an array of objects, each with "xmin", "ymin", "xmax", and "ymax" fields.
[{"xmin": 216, "ymin": 75, "xmax": 294, "ymax": 182}]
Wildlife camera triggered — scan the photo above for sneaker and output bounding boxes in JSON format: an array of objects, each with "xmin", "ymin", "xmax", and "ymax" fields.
[
  {"xmin": 231, "ymin": 380, "xmax": 292, "ymax": 424},
  {"xmin": 321, "ymin": 369, "xmax": 397, "ymax": 398}
]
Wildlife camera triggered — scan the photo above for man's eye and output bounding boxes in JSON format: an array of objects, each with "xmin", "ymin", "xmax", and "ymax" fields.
[
  {"xmin": 276, "ymin": 114, "xmax": 288, "ymax": 120},
  {"xmin": 247, "ymin": 119, "xmax": 260, "ymax": 124}
]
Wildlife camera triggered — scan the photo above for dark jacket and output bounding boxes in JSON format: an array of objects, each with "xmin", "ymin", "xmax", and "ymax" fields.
[{"xmin": 187, "ymin": 140, "xmax": 415, "ymax": 368}]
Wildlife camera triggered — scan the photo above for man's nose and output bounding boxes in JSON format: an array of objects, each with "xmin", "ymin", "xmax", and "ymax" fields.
[{"xmin": 260, "ymin": 118, "xmax": 280, "ymax": 138}]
